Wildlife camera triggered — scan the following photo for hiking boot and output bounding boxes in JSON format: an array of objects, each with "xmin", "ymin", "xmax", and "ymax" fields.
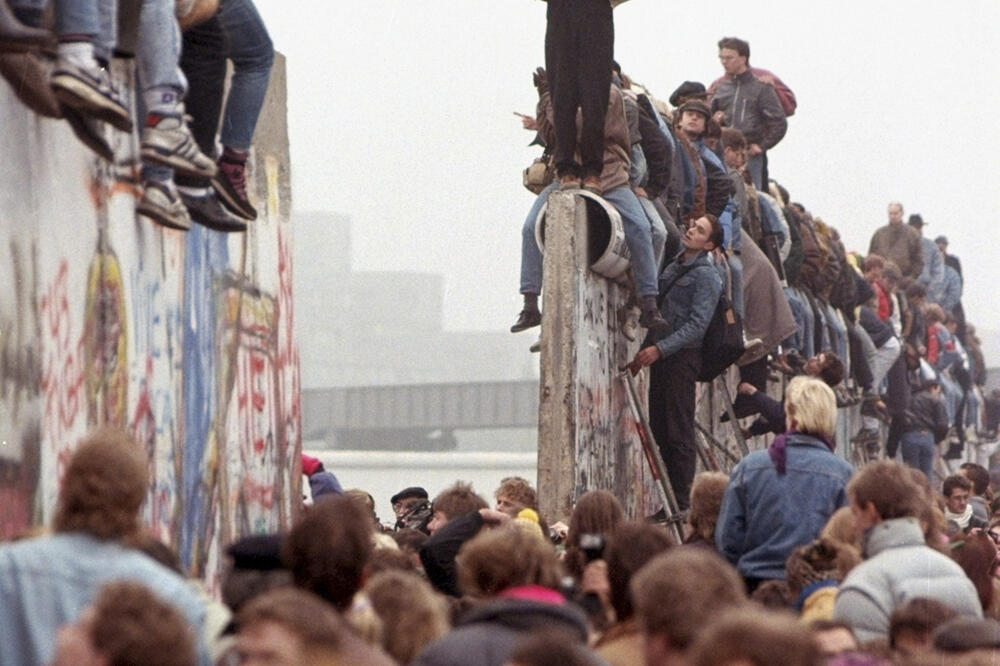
[
  {"xmin": 581, "ymin": 175, "xmax": 602, "ymax": 195},
  {"xmin": 510, "ymin": 308, "xmax": 541, "ymax": 333},
  {"xmin": 141, "ymin": 110, "xmax": 217, "ymax": 178},
  {"xmin": 0, "ymin": 2, "xmax": 52, "ymax": 53},
  {"xmin": 0, "ymin": 52, "xmax": 62, "ymax": 117},
  {"xmin": 179, "ymin": 190, "xmax": 247, "ymax": 233},
  {"xmin": 138, "ymin": 181, "xmax": 191, "ymax": 231},
  {"xmin": 639, "ymin": 303, "xmax": 668, "ymax": 331},
  {"xmin": 212, "ymin": 156, "xmax": 257, "ymax": 220},
  {"xmin": 50, "ymin": 58, "xmax": 132, "ymax": 132},
  {"xmin": 61, "ymin": 104, "xmax": 114, "ymax": 162}
]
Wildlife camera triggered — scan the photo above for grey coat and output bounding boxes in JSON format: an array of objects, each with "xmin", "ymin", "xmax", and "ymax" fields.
[{"xmin": 833, "ymin": 517, "xmax": 982, "ymax": 644}]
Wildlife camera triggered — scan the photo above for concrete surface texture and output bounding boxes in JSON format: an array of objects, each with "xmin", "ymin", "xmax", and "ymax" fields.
[{"xmin": 0, "ymin": 55, "xmax": 299, "ymax": 589}]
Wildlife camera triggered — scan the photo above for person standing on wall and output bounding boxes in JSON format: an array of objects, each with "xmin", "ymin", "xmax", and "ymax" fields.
[{"xmin": 543, "ymin": 0, "xmax": 628, "ymax": 192}]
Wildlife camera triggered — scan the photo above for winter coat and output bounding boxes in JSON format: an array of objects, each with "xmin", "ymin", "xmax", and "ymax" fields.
[
  {"xmin": 868, "ymin": 224, "xmax": 923, "ymax": 279},
  {"xmin": 834, "ymin": 517, "xmax": 983, "ymax": 644},
  {"xmin": 739, "ymin": 234, "xmax": 797, "ymax": 363},
  {"xmin": 536, "ymin": 85, "xmax": 629, "ymax": 193},
  {"xmin": 709, "ymin": 69, "xmax": 788, "ymax": 150},
  {"xmin": 715, "ymin": 433, "xmax": 852, "ymax": 580},
  {"xmin": 411, "ymin": 590, "xmax": 605, "ymax": 666},
  {"xmin": 419, "ymin": 512, "xmax": 484, "ymax": 597}
]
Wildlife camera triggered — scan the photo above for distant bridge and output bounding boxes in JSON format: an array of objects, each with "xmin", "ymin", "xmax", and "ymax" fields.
[{"xmin": 302, "ymin": 380, "xmax": 539, "ymax": 450}]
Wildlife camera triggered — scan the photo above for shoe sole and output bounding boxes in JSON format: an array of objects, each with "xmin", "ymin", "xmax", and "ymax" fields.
[
  {"xmin": 137, "ymin": 202, "xmax": 191, "ymax": 231},
  {"xmin": 211, "ymin": 174, "xmax": 257, "ymax": 220},
  {"xmin": 141, "ymin": 145, "xmax": 218, "ymax": 179},
  {"xmin": 61, "ymin": 106, "xmax": 115, "ymax": 162},
  {"xmin": 510, "ymin": 322, "xmax": 541, "ymax": 333},
  {"xmin": 50, "ymin": 74, "xmax": 132, "ymax": 132}
]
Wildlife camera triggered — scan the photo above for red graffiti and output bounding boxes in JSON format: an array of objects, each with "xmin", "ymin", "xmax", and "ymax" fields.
[{"xmin": 40, "ymin": 261, "xmax": 86, "ymax": 449}]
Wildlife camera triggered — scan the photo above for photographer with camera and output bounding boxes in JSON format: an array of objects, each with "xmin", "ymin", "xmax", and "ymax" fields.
[{"xmin": 391, "ymin": 486, "xmax": 433, "ymax": 533}]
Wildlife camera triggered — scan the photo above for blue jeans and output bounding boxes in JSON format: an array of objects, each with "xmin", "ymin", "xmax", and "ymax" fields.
[
  {"xmin": 180, "ymin": 0, "xmax": 274, "ymax": 152},
  {"xmin": 602, "ymin": 187, "xmax": 659, "ymax": 297},
  {"xmin": 51, "ymin": 0, "xmax": 117, "ymax": 62},
  {"xmin": 138, "ymin": 0, "xmax": 186, "ymax": 94},
  {"xmin": 519, "ymin": 183, "xmax": 557, "ymax": 295},
  {"xmin": 901, "ymin": 430, "xmax": 935, "ymax": 480},
  {"xmin": 638, "ymin": 196, "xmax": 667, "ymax": 273}
]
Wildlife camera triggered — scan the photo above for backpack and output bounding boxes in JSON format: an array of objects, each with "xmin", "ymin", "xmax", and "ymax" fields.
[{"xmin": 697, "ymin": 289, "xmax": 745, "ymax": 382}]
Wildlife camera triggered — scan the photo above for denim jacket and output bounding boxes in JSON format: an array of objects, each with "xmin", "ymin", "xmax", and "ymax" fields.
[
  {"xmin": 0, "ymin": 532, "xmax": 211, "ymax": 666},
  {"xmin": 654, "ymin": 251, "xmax": 722, "ymax": 360},
  {"xmin": 715, "ymin": 433, "xmax": 853, "ymax": 580}
]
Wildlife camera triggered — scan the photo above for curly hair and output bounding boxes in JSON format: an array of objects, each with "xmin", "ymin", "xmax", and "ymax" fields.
[
  {"xmin": 688, "ymin": 472, "xmax": 729, "ymax": 545},
  {"xmin": 495, "ymin": 476, "xmax": 538, "ymax": 513},
  {"xmin": 283, "ymin": 495, "xmax": 374, "ymax": 611},
  {"xmin": 53, "ymin": 427, "xmax": 148, "ymax": 540},
  {"xmin": 89, "ymin": 581, "xmax": 195, "ymax": 666}
]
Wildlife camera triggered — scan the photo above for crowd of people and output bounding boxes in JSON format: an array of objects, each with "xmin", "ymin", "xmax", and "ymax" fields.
[
  {"xmin": 0, "ymin": 0, "xmax": 272, "ymax": 232},
  {"xmin": 7, "ymin": 424, "xmax": 1000, "ymax": 665},
  {"xmin": 511, "ymin": 25, "xmax": 993, "ymax": 504}
]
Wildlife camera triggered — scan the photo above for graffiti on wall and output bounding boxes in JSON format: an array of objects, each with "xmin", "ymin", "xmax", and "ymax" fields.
[{"xmin": 0, "ymin": 239, "xmax": 42, "ymax": 536}]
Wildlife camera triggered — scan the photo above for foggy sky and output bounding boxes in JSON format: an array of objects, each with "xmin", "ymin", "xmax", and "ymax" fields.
[{"xmin": 253, "ymin": 1, "xmax": 1000, "ymax": 336}]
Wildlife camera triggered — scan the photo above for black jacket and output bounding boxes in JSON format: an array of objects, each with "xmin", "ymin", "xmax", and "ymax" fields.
[{"xmin": 903, "ymin": 390, "xmax": 949, "ymax": 441}]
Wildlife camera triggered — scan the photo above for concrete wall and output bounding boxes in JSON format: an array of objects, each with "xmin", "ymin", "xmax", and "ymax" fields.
[
  {"xmin": 537, "ymin": 192, "xmax": 658, "ymax": 521},
  {"xmin": 0, "ymin": 55, "xmax": 299, "ymax": 588}
]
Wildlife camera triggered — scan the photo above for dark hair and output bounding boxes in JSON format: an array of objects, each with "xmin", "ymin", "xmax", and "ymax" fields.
[
  {"xmin": 960, "ymin": 463, "xmax": 990, "ymax": 496},
  {"xmin": 906, "ymin": 282, "xmax": 927, "ymax": 300},
  {"xmin": 703, "ymin": 213, "xmax": 724, "ymax": 250},
  {"xmin": 943, "ymin": 474, "xmax": 973, "ymax": 499},
  {"xmin": 889, "ymin": 598, "xmax": 958, "ymax": 648},
  {"xmin": 564, "ymin": 490, "xmax": 624, "ymax": 580},
  {"xmin": 283, "ymin": 495, "xmax": 374, "ymax": 611},
  {"xmin": 718, "ymin": 36, "xmax": 750, "ymax": 60},
  {"xmin": 720, "ymin": 127, "xmax": 747, "ymax": 151},
  {"xmin": 605, "ymin": 522, "xmax": 674, "ymax": 620}
]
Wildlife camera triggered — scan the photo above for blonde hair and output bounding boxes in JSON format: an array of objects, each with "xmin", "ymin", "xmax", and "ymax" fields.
[
  {"xmin": 784, "ymin": 376, "xmax": 836, "ymax": 439},
  {"xmin": 366, "ymin": 571, "xmax": 450, "ymax": 663}
]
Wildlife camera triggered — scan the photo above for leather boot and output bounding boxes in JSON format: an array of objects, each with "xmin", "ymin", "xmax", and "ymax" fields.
[
  {"xmin": 0, "ymin": 51, "xmax": 61, "ymax": 117},
  {"xmin": 639, "ymin": 296, "xmax": 668, "ymax": 331},
  {"xmin": 0, "ymin": 1, "xmax": 52, "ymax": 53}
]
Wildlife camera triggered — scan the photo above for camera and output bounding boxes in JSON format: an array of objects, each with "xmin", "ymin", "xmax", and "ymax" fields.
[{"xmin": 579, "ymin": 533, "xmax": 606, "ymax": 563}]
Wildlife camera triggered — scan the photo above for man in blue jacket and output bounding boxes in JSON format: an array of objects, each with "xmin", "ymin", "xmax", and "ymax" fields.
[
  {"xmin": 715, "ymin": 376, "xmax": 853, "ymax": 592},
  {"xmin": 629, "ymin": 214, "xmax": 724, "ymax": 510}
]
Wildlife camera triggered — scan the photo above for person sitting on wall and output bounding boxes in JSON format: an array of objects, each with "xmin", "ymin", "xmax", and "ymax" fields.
[
  {"xmin": 627, "ymin": 214, "xmax": 724, "ymax": 512},
  {"xmin": 511, "ymin": 66, "xmax": 667, "ymax": 335}
]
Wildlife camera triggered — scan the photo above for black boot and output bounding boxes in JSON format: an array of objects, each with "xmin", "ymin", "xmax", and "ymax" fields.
[
  {"xmin": 639, "ymin": 296, "xmax": 668, "ymax": 331},
  {"xmin": 511, "ymin": 294, "xmax": 541, "ymax": 333}
]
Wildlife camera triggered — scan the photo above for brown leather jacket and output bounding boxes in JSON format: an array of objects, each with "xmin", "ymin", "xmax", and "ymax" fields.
[{"xmin": 536, "ymin": 85, "xmax": 630, "ymax": 193}]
